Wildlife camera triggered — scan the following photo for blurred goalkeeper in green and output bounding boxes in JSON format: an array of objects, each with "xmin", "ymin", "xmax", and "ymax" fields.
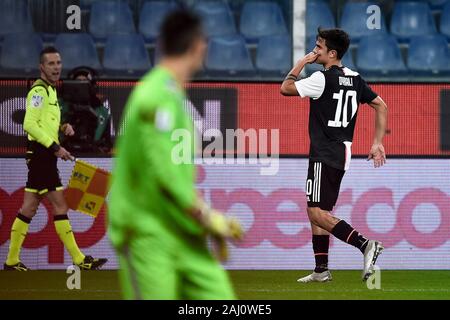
[{"xmin": 108, "ymin": 10, "xmax": 243, "ymax": 300}]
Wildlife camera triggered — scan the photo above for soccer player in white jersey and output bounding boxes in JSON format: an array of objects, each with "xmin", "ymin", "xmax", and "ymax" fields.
[{"xmin": 281, "ymin": 28, "xmax": 388, "ymax": 282}]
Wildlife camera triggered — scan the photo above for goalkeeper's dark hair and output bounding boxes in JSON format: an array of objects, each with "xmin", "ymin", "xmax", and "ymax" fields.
[
  {"xmin": 316, "ymin": 28, "xmax": 350, "ymax": 60},
  {"xmin": 40, "ymin": 46, "xmax": 60, "ymax": 64},
  {"xmin": 159, "ymin": 9, "xmax": 203, "ymax": 57}
]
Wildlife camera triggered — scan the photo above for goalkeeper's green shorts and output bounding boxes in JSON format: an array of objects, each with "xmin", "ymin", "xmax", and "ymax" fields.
[{"xmin": 114, "ymin": 231, "xmax": 236, "ymax": 300}]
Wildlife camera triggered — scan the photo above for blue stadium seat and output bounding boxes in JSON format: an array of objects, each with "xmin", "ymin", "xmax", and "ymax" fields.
[
  {"xmin": 390, "ymin": 2, "xmax": 437, "ymax": 42},
  {"xmin": 0, "ymin": 0, "xmax": 33, "ymax": 40},
  {"xmin": 194, "ymin": 1, "xmax": 236, "ymax": 37},
  {"xmin": 256, "ymin": 35, "xmax": 291, "ymax": 75},
  {"xmin": 440, "ymin": 2, "xmax": 450, "ymax": 39},
  {"xmin": 306, "ymin": 1, "xmax": 335, "ymax": 39},
  {"xmin": 428, "ymin": 0, "xmax": 449, "ymax": 10},
  {"xmin": 240, "ymin": 2, "xmax": 288, "ymax": 42},
  {"xmin": 392, "ymin": 0, "xmax": 447, "ymax": 8},
  {"xmin": 0, "ymin": 33, "xmax": 43, "ymax": 76},
  {"xmin": 342, "ymin": 50, "xmax": 356, "ymax": 71},
  {"xmin": 103, "ymin": 34, "xmax": 151, "ymax": 77},
  {"xmin": 340, "ymin": 2, "xmax": 387, "ymax": 42},
  {"xmin": 356, "ymin": 35, "xmax": 408, "ymax": 76},
  {"xmin": 205, "ymin": 35, "xmax": 254, "ymax": 76},
  {"xmin": 80, "ymin": 0, "xmax": 96, "ymax": 9},
  {"xmin": 89, "ymin": 1, "xmax": 136, "ymax": 42},
  {"xmin": 408, "ymin": 35, "xmax": 450, "ymax": 75},
  {"xmin": 54, "ymin": 33, "xmax": 101, "ymax": 73},
  {"xmin": 139, "ymin": 1, "xmax": 178, "ymax": 43}
]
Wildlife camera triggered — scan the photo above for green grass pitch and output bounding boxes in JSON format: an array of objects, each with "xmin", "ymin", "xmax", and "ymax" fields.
[{"xmin": 0, "ymin": 270, "xmax": 449, "ymax": 300}]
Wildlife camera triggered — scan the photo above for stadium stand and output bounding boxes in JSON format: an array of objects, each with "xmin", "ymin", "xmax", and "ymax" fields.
[
  {"xmin": 306, "ymin": 1, "xmax": 336, "ymax": 39},
  {"xmin": 408, "ymin": 34, "xmax": 450, "ymax": 75},
  {"xmin": 440, "ymin": 2, "xmax": 450, "ymax": 39},
  {"xmin": 1, "ymin": 0, "xmax": 449, "ymax": 81},
  {"xmin": 205, "ymin": 35, "xmax": 254, "ymax": 76},
  {"xmin": 0, "ymin": 0, "xmax": 33, "ymax": 40},
  {"xmin": 80, "ymin": 0, "xmax": 96, "ymax": 9},
  {"xmin": 428, "ymin": 0, "xmax": 449, "ymax": 9},
  {"xmin": 194, "ymin": 1, "xmax": 237, "ymax": 37},
  {"xmin": 340, "ymin": 2, "xmax": 388, "ymax": 42},
  {"xmin": 139, "ymin": 1, "xmax": 179, "ymax": 43},
  {"xmin": 390, "ymin": 1, "xmax": 437, "ymax": 42},
  {"xmin": 0, "ymin": 33, "xmax": 43, "ymax": 77},
  {"xmin": 256, "ymin": 34, "xmax": 291, "ymax": 76},
  {"xmin": 103, "ymin": 33, "xmax": 151, "ymax": 77},
  {"xmin": 357, "ymin": 34, "xmax": 408, "ymax": 77},
  {"xmin": 239, "ymin": 1, "xmax": 288, "ymax": 43},
  {"xmin": 54, "ymin": 33, "xmax": 101, "ymax": 74},
  {"xmin": 89, "ymin": 1, "xmax": 136, "ymax": 42}
]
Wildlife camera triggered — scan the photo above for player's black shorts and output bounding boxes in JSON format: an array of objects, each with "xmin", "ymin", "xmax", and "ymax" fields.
[
  {"xmin": 25, "ymin": 141, "xmax": 63, "ymax": 195},
  {"xmin": 306, "ymin": 161, "xmax": 345, "ymax": 211}
]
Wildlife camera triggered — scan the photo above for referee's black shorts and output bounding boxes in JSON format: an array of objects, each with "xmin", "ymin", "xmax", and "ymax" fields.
[
  {"xmin": 25, "ymin": 141, "xmax": 63, "ymax": 195},
  {"xmin": 306, "ymin": 161, "xmax": 345, "ymax": 212}
]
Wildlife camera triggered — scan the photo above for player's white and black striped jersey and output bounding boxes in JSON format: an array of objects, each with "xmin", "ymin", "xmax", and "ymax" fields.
[{"xmin": 295, "ymin": 65, "xmax": 378, "ymax": 170}]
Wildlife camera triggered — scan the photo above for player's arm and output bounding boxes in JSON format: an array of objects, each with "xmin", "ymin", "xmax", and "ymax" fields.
[
  {"xmin": 367, "ymin": 96, "xmax": 388, "ymax": 168},
  {"xmin": 280, "ymin": 52, "xmax": 318, "ymax": 96},
  {"xmin": 23, "ymin": 87, "xmax": 55, "ymax": 149}
]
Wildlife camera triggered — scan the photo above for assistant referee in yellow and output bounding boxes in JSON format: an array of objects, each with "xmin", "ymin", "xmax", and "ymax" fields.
[{"xmin": 4, "ymin": 47, "xmax": 107, "ymax": 271}]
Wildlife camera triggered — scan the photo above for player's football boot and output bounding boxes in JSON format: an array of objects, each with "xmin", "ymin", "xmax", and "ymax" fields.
[
  {"xmin": 362, "ymin": 240, "xmax": 384, "ymax": 281},
  {"xmin": 297, "ymin": 270, "xmax": 332, "ymax": 283},
  {"xmin": 76, "ymin": 255, "xmax": 108, "ymax": 270},
  {"xmin": 3, "ymin": 261, "xmax": 29, "ymax": 271}
]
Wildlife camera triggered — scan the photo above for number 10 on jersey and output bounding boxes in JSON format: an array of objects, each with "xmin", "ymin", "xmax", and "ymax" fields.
[{"xmin": 328, "ymin": 90, "xmax": 357, "ymax": 128}]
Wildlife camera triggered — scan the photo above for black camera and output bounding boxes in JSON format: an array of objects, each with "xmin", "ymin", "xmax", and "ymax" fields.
[{"xmin": 60, "ymin": 67, "xmax": 110, "ymax": 153}]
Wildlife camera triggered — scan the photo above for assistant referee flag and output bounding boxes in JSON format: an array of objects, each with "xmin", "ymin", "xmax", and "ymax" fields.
[{"xmin": 65, "ymin": 159, "xmax": 110, "ymax": 217}]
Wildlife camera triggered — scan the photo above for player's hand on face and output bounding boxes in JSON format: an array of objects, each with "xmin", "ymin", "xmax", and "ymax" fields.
[
  {"xmin": 368, "ymin": 143, "xmax": 386, "ymax": 168},
  {"xmin": 61, "ymin": 123, "xmax": 75, "ymax": 136},
  {"xmin": 55, "ymin": 146, "xmax": 73, "ymax": 161},
  {"xmin": 301, "ymin": 51, "xmax": 319, "ymax": 65}
]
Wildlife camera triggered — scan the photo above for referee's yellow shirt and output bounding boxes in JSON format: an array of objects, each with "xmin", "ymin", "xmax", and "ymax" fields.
[{"xmin": 23, "ymin": 78, "xmax": 61, "ymax": 148}]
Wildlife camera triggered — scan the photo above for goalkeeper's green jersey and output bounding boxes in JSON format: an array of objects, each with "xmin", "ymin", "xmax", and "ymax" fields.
[{"xmin": 109, "ymin": 66, "xmax": 203, "ymax": 240}]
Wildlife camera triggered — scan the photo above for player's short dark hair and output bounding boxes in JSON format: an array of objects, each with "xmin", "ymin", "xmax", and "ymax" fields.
[
  {"xmin": 317, "ymin": 28, "xmax": 350, "ymax": 60},
  {"xmin": 159, "ymin": 9, "xmax": 203, "ymax": 57},
  {"xmin": 40, "ymin": 46, "xmax": 60, "ymax": 64}
]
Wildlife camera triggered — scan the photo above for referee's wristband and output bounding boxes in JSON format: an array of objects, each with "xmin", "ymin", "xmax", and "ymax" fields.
[{"xmin": 49, "ymin": 142, "xmax": 61, "ymax": 152}]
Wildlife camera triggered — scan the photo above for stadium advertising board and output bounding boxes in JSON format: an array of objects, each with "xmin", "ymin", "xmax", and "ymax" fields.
[
  {"xmin": 0, "ymin": 158, "xmax": 448, "ymax": 270},
  {"xmin": 0, "ymin": 81, "xmax": 449, "ymax": 155}
]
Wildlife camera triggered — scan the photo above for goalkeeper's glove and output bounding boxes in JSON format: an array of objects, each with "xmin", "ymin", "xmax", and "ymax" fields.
[
  {"xmin": 207, "ymin": 211, "xmax": 243, "ymax": 262},
  {"xmin": 192, "ymin": 199, "xmax": 244, "ymax": 261},
  {"xmin": 193, "ymin": 198, "xmax": 243, "ymax": 240}
]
